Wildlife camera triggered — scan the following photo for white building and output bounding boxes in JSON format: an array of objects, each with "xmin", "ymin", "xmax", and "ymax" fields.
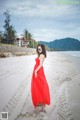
[{"xmin": 14, "ymin": 37, "xmax": 29, "ymax": 47}]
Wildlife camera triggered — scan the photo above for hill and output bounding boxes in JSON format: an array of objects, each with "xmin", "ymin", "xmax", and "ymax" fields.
[{"xmin": 39, "ymin": 38, "xmax": 80, "ymax": 51}]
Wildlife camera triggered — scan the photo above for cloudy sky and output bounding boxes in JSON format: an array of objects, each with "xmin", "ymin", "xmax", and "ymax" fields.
[{"xmin": 0, "ymin": 0, "xmax": 80, "ymax": 42}]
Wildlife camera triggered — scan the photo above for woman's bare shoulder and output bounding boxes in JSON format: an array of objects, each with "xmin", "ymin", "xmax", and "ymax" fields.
[{"xmin": 39, "ymin": 54, "xmax": 45, "ymax": 59}]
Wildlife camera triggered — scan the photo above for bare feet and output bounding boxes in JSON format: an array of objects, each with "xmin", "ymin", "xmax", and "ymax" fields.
[
  {"xmin": 40, "ymin": 109, "xmax": 46, "ymax": 113},
  {"xmin": 41, "ymin": 104, "xmax": 46, "ymax": 113},
  {"xmin": 34, "ymin": 104, "xmax": 46, "ymax": 113},
  {"xmin": 34, "ymin": 106, "xmax": 42, "ymax": 114}
]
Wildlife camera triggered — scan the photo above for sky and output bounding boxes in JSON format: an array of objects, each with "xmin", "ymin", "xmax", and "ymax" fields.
[{"xmin": 0, "ymin": 0, "xmax": 80, "ymax": 42}]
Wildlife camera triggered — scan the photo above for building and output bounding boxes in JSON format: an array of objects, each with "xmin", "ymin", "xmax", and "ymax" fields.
[{"xmin": 14, "ymin": 37, "xmax": 29, "ymax": 47}]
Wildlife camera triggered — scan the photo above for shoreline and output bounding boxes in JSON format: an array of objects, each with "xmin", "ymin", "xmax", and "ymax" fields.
[{"xmin": 0, "ymin": 44, "xmax": 80, "ymax": 58}]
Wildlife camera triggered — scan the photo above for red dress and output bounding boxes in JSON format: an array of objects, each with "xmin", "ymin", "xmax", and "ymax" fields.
[{"xmin": 31, "ymin": 57, "xmax": 50, "ymax": 108}]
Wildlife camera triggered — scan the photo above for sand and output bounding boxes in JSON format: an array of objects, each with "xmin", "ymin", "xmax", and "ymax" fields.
[{"xmin": 0, "ymin": 51, "xmax": 80, "ymax": 120}]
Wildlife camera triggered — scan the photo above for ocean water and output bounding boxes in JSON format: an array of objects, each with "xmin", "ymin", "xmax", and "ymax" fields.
[{"xmin": 59, "ymin": 51, "xmax": 80, "ymax": 57}]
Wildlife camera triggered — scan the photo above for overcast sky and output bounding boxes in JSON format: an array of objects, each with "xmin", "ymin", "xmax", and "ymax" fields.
[{"xmin": 0, "ymin": 0, "xmax": 80, "ymax": 41}]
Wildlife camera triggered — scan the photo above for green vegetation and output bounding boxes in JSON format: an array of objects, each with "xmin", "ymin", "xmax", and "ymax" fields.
[
  {"xmin": 2, "ymin": 10, "xmax": 16, "ymax": 44},
  {"xmin": 0, "ymin": 10, "xmax": 38, "ymax": 48},
  {"xmin": 0, "ymin": 43, "xmax": 16, "ymax": 46}
]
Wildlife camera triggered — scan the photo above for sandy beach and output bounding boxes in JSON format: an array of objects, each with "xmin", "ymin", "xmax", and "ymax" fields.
[{"xmin": 0, "ymin": 51, "xmax": 80, "ymax": 120}]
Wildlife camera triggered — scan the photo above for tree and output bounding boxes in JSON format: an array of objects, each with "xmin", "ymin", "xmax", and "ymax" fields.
[
  {"xmin": 0, "ymin": 31, "xmax": 3, "ymax": 43},
  {"xmin": 24, "ymin": 29, "xmax": 28, "ymax": 41},
  {"xmin": 23, "ymin": 29, "xmax": 34, "ymax": 47},
  {"xmin": 24, "ymin": 29, "xmax": 33, "ymax": 41},
  {"xmin": 3, "ymin": 10, "xmax": 16, "ymax": 44},
  {"xmin": 28, "ymin": 32, "xmax": 34, "ymax": 48},
  {"xmin": 28, "ymin": 32, "xmax": 33, "ymax": 41}
]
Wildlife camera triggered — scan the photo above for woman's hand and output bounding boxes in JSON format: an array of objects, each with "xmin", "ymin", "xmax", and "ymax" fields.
[{"xmin": 34, "ymin": 71, "xmax": 37, "ymax": 78}]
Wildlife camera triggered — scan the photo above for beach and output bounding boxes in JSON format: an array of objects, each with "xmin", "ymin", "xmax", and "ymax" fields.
[{"xmin": 0, "ymin": 51, "xmax": 80, "ymax": 120}]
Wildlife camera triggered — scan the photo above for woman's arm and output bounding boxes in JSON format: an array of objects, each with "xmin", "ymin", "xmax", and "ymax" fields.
[{"xmin": 34, "ymin": 54, "xmax": 45, "ymax": 77}]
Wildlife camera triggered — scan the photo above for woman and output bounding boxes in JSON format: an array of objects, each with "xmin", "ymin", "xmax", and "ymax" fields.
[{"xmin": 31, "ymin": 44, "xmax": 50, "ymax": 112}]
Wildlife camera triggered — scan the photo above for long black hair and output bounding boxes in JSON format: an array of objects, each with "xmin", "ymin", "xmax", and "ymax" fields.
[{"xmin": 36, "ymin": 44, "xmax": 47, "ymax": 58}]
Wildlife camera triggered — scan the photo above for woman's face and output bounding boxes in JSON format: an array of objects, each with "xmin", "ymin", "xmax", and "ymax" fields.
[{"xmin": 38, "ymin": 46, "xmax": 42, "ymax": 54}]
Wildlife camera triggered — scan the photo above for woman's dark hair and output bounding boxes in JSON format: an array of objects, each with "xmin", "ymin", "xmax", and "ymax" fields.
[{"xmin": 36, "ymin": 44, "xmax": 47, "ymax": 58}]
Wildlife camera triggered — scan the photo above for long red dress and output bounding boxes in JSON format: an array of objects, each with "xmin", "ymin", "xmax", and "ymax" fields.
[{"xmin": 31, "ymin": 57, "xmax": 50, "ymax": 108}]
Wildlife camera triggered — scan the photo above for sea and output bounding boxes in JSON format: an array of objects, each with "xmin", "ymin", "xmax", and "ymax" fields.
[{"xmin": 59, "ymin": 51, "xmax": 80, "ymax": 58}]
